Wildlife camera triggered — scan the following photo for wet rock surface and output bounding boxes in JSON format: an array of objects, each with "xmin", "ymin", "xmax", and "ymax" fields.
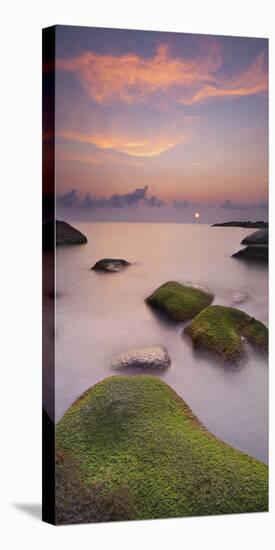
[
  {"xmin": 92, "ymin": 258, "xmax": 130, "ymax": 272},
  {"xmin": 111, "ymin": 346, "xmax": 171, "ymax": 370}
]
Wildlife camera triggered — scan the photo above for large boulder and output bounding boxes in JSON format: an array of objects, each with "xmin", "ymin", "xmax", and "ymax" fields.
[
  {"xmin": 241, "ymin": 228, "xmax": 268, "ymax": 245},
  {"xmin": 184, "ymin": 305, "xmax": 268, "ymax": 362},
  {"xmin": 91, "ymin": 258, "xmax": 130, "ymax": 272},
  {"xmin": 111, "ymin": 346, "xmax": 171, "ymax": 370},
  {"xmin": 43, "ymin": 220, "xmax": 87, "ymax": 248},
  {"xmin": 56, "ymin": 375, "xmax": 268, "ymax": 523},
  {"xmin": 232, "ymin": 245, "xmax": 268, "ymax": 263},
  {"xmin": 146, "ymin": 281, "xmax": 213, "ymax": 322},
  {"xmin": 232, "ymin": 228, "xmax": 268, "ymax": 263}
]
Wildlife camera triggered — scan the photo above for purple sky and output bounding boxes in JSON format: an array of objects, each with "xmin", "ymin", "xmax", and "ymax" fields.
[{"xmin": 53, "ymin": 26, "xmax": 268, "ymax": 223}]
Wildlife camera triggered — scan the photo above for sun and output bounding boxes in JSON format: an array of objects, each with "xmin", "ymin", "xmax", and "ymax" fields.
[{"xmin": 194, "ymin": 212, "xmax": 200, "ymax": 219}]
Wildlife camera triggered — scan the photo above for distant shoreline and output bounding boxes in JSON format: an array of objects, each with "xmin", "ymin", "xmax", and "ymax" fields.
[{"xmin": 212, "ymin": 221, "xmax": 268, "ymax": 228}]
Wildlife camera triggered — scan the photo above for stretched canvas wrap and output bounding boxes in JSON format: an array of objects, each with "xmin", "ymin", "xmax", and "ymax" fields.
[{"xmin": 42, "ymin": 25, "xmax": 269, "ymax": 525}]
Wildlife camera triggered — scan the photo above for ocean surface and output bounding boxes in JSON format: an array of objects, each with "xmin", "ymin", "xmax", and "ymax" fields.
[{"xmin": 55, "ymin": 222, "xmax": 268, "ymax": 463}]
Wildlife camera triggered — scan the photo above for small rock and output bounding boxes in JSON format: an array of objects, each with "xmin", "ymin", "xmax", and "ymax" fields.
[
  {"xmin": 231, "ymin": 293, "xmax": 249, "ymax": 305},
  {"xmin": 111, "ymin": 346, "xmax": 171, "ymax": 370},
  {"xmin": 91, "ymin": 258, "xmax": 130, "ymax": 272}
]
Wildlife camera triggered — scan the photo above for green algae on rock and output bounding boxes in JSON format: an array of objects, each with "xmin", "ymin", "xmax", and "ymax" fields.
[
  {"xmin": 146, "ymin": 281, "xmax": 213, "ymax": 322},
  {"xmin": 56, "ymin": 376, "xmax": 268, "ymax": 522},
  {"xmin": 56, "ymin": 449, "xmax": 136, "ymax": 525},
  {"xmin": 184, "ymin": 305, "xmax": 268, "ymax": 362}
]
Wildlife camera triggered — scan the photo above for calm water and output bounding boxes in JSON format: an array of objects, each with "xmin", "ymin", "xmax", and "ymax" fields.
[{"xmin": 55, "ymin": 222, "xmax": 268, "ymax": 463}]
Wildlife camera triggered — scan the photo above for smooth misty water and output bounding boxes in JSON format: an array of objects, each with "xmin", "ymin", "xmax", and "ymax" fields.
[{"xmin": 55, "ymin": 222, "xmax": 268, "ymax": 463}]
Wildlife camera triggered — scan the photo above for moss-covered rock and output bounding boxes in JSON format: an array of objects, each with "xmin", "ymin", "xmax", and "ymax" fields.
[
  {"xmin": 56, "ymin": 450, "xmax": 136, "ymax": 525},
  {"xmin": 56, "ymin": 376, "xmax": 268, "ymax": 522},
  {"xmin": 184, "ymin": 305, "xmax": 268, "ymax": 362},
  {"xmin": 146, "ymin": 281, "xmax": 213, "ymax": 322}
]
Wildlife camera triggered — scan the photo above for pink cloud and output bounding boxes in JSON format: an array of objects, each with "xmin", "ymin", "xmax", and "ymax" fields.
[{"xmin": 57, "ymin": 43, "xmax": 267, "ymax": 105}]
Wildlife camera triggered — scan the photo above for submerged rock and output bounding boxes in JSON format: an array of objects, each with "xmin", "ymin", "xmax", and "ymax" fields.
[
  {"xmin": 91, "ymin": 258, "xmax": 130, "ymax": 272},
  {"xmin": 231, "ymin": 292, "xmax": 249, "ymax": 306},
  {"xmin": 111, "ymin": 346, "xmax": 171, "ymax": 370},
  {"xmin": 184, "ymin": 305, "xmax": 268, "ymax": 362},
  {"xmin": 232, "ymin": 245, "xmax": 268, "ymax": 263},
  {"xmin": 146, "ymin": 281, "xmax": 213, "ymax": 322},
  {"xmin": 241, "ymin": 229, "xmax": 268, "ymax": 245},
  {"xmin": 56, "ymin": 376, "xmax": 268, "ymax": 521},
  {"xmin": 43, "ymin": 220, "xmax": 87, "ymax": 248}
]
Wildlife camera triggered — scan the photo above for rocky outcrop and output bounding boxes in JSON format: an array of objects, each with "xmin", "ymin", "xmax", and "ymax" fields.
[
  {"xmin": 43, "ymin": 220, "xmax": 87, "ymax": 248},
  {"xmin": 231, "ymin": 228, "xmax": 268, "ymax": 263},
  {"xmin": 232, "ymin": 245, "xmax": 268, "ymax": 263},
  {"xmin": 56, "ymin": 375, "xmax": 268, "ymax": 521},
  {"xmin": 184, "ymin": 305, "xmax": 268, "ymax": 362},
  {"xmin": 241, "ymin": 229, "xmax": 268, "ymax": 245},
  {"xmin": 91, "ymin": 258, "xmax": 130, "ymax": 272},
  {"xmin": 146, "ymin": 281, "xmax": 213, "ymax": 322},
  {"xmin": 111, "ymin": 346, "xmax": 171, "ymax": 370}
]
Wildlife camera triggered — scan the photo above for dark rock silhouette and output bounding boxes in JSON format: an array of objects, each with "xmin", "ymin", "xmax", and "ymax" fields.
[
  {"xmin": 212, "ymin": 221, "xmax": 268, "ymax": 228},
  {"xmin": 241, "ymin": 228, "xmax": 268, "ymax": 245},
  {"xmin": 91, "ymin": 258, "xmax": 130, "ymax": 272},
  {"xmin": 43, "ymin": 220, "xmax": 87, "ymax": 248},
  {"xmin": 232, "ymin": 245, "xmax": 268, "ymax": 263}
]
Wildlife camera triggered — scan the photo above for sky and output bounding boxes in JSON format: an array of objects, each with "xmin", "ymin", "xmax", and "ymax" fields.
[{"xmin": 53, "ymin": 25, "xmax": 268, "ymax": 223}]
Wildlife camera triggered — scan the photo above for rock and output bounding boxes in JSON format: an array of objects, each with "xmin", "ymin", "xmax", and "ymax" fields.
[
  {"xmin": 232, "ymin": 229, "xmax": 268, "ymax": 263},
  {"xmin": 111, "ymin": 346, "xmax": 171, "ymax": 370},
  {"xmin": 184, "ymin": 305, "xmax": 268, "ymax": 362},
  {"xmin": 241, "ymin": 229, "xmax": 268, "ymax": 245},
  {"xmin": 232, "ymin": 245, "xmax": 268, "ymax": 263},
  {"xmin": 56, "ymin": 450, "xmax": 136, "ymax": 525},
  {"xmin": 91, "ymin": 258, "xmax": 130, "ymax": 272},
  {"xmin": 146, "ymin": 281, "xmax": 213, "ymax": 322},
  {"xmin": 43, "ymin": 220, "xmax": 87, "ymax": 248},
  {"xmin": 56, "ymin": 376, "xmax": 268, "ymax": 521},
  {"xmin": 231, "ymin": 293, "xmax": 249, "ymax": 306}
]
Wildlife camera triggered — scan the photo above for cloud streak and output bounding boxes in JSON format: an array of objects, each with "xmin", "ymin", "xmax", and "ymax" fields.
[
  {"xmin": 58, "ymin": 129, "xmax": 185, "ymax": 158},
  {"xmin": 57, "ymin": 43, "xmax": 267, "ymax": 106}
]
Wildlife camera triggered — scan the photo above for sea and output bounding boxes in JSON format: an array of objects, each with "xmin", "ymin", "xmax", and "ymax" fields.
[{"xmin": 55, "ymin": 222, "xmax": 268, "ymax": 463}]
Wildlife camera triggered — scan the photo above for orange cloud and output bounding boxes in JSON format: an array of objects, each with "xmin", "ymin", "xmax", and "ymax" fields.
[
  {"xmin": 185, "ymin": 51, "xmax": 267, "ymax": 104},
  {"xmin": 57, "ymin": 150, "xmax": 145, "ymax": 167},
  {"xmin": 57, "ymin": 152, "xmax": 104, "ymax": 164},
  {"xmin": 57, "ymin": 43, "xmax": 267, "ymax": 105},
  {"xmin": 58, "ymin": 129, "xmax": 185, "ymax": 158}
]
